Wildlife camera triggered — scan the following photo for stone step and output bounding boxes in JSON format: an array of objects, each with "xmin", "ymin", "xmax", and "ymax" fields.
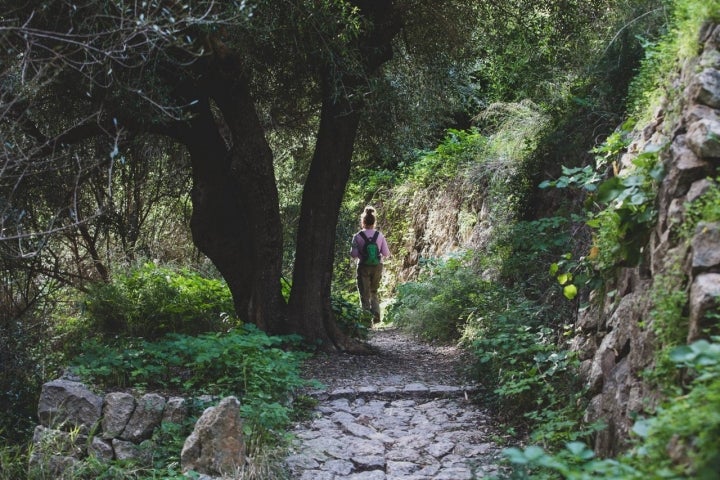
[{"xmin": 305, "ymin": 383, "xmax": 479, "ymax": 402}]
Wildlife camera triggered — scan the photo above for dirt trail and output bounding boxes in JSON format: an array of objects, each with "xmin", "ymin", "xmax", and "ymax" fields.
[{"xmin": 285, "ymin": 327, "xmax": 504, "ymax": 479}]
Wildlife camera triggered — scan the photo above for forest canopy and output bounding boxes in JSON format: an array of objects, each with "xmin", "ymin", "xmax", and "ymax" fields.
[{"xmin": 0, "ymin": 0, "xmax": 637, "ymax": 347}]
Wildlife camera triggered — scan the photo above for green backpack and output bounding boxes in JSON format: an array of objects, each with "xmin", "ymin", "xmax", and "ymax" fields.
[{"xmin": 358, "ymin": 231, "xmax": 381, "ymax": 266}]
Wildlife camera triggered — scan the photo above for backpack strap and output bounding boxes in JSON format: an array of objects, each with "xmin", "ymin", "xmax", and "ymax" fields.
[{"xmin": 357, "ymin": 231, "xmax": 379, "ymax": 245}]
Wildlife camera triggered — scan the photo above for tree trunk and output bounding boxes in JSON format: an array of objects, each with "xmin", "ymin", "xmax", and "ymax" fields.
[
  {"xmin": 185, "ymin": 88, "xmax": 286, "ymax": 333},
  {"xmin": 287, "ymin": 91, "xmax": 366, "ymax": 351},
  {"xmin": 287, "ymin": 1, "xmax": 401, "ymax": 350},
  {"xmin": 207, "ymin": 56, "xmax": 287, "ymax": 334}
]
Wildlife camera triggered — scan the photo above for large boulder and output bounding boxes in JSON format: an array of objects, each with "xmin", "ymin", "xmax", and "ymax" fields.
[
  {"xmin": 181, "ymin": 396, "xmax": 246, "ymax": 477},
  {"xmin": 37, "ymin": 380, "xmax": 102, "ymax": 432}
]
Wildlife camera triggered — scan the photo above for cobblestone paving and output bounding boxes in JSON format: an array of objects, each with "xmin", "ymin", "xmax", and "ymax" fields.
[{"xmin": 285, "ymin": 328, "xmax": 503, "ymax": 479}]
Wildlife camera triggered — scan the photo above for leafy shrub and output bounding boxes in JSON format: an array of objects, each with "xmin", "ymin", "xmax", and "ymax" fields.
[
  {"xmin": 498, "ymin": 216, "xmax": 580, "ymax": 304},
  {"xmin": 463, "ymin": 291, "xmax": 587, "ymax": 444},
  {"xmin": 503, "ymin": 441, "xmax": 641, "ymax": 480},
  {"xmin": 70, "ymin": 325, "xmax": 312, "ymax": 466},
  {"xmin": 82, "ymin": 262, "xmax": 238, "ymax": 339},
  {"xmin": 331, "ymin": 292, "xmax": 373, "ymax": 340},
  {"xmin": 71, "ymin": 326, "xmax": 307, "ymax": 398},
  {"xmin": 404, "ymin": 128, "xmax": 486, "ymax": 187},
  {"xmin": 587, "ymin": 146, "xmax": 664, "ymax": 270},
  {"xmin": 469, "ymin": 216, "xmax": 587, "ymax": 443},
  {"xmin": 502, "ymin": 338, "xmax": 720, "ymax": 479},
  {"xmin": 386, "ymin": 253, "xmax": 484, "ymax": 343},
  {"xmin": 540, "ymin": 121, "xmax": 664, "ymax": 276},
  {"xmin": 387, "ymin": 212, "xmax": 583, "ymax": 442},
  {"xmin": 634, "ymin": 338, "xmax": 720, "ymax": 477}
]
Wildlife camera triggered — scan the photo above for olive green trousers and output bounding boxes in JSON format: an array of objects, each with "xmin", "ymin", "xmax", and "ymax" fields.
[{"xmin": 357, "ymin": 263, "xmax": 383, "ymax": 322}]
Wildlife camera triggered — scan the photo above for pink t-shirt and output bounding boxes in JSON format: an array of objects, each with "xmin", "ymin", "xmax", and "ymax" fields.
[{"xmin": 351, "ymin": 229, "xmax": 390, "ymax": 262}]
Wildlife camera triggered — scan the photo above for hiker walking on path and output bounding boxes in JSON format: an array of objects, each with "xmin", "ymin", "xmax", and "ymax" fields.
[{"xmin": 351, "ymin": 206, "xmax": 390, "ymax": 323}]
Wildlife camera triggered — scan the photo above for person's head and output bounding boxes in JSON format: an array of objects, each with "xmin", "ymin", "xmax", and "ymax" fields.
[{"xmin": 361, "ymin": 206, "xmax": 376, "ymax": 229}]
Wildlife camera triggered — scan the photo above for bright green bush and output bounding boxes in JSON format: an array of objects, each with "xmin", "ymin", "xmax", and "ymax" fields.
[
  {"xmin": 386, "ymin": 253, "xmax": 484, "ymax": 343},
  {"xmin": 71, "ymin": 326, "xmax": 307, "ymax": 398},
  {"xmin": 404, "ymin": 128, "xmax": 486, "ymax": 187},
  {"xmin": 82, "ymin": 262, "xmax": 238, "ymax": 339}
]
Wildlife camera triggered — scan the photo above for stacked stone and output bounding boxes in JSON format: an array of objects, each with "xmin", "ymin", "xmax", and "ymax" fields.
[
  {"xmin": 30, "ymin": 378, "xmax": 188, "ymax": 477},
  {"xmin": 31, "ymin": 377, "xmax": 247, "ymax": 479},
  {"xmin": 572, "ymin": 21, "xmax": 720, "ymax": 457}
]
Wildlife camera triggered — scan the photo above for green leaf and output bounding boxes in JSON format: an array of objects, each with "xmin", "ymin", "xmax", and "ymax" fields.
[
  {"xmin": 524, "ymin": 445, "xmax": 546, "ymax": 461},
  {"xmin": 669, "ymin": 345, "xmax": 694, "ymax": 363},
  {"xmin": 622, "ymin": 175, "xmax": 645, "ymax": 187},
  {"xmin": 632, "ymin": 418, "xmax": 650, "ymax": 438},
  {"xmin": 596, "ymin": 176, "xmax": 624, "ymax": 203},
  {"xmin": 566, "ymin": 441, "xmax": 594, "ymax": 460},
  {"xmin": 502, "ymin": 447, "xmax": 529, "ymax": 465},
  {"xmin": 630, "ymin": 193, "xmax": 647, "ymax": 205},
  {"xmin": 563, "ymin": 284, "xmax": 578, "ymax": 300}
]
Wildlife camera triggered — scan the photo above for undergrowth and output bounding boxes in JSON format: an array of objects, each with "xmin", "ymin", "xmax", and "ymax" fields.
[
  {"xmin": 2, "ymin": 263, "xmax": 315, "ymax": 480},
  {"xmin": 79, "ymin": 262, "xmax": 238, "ymax": 339},
  {"xmin": 502, "ymin": 337, "xmax": 720, "ymax": 479},
  {"xmin": 386, "ymin": 2, "xmax": 720, "ymax": 478},
  {"xmin": 388, "ymin": 215, "xmax": 583, "ymax": 444},
  {"xmin": 499, "ymin": 1, "xmax": 720, "ymax": 477}
]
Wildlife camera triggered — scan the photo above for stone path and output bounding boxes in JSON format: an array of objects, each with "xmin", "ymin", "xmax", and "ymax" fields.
[{"xmin": 285, "ymin": 328, "xmax": 503, "ymax": 479}]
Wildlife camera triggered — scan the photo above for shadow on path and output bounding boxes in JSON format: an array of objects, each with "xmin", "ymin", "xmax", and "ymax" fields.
[{"xmin": 285, "ymin": 327, "xmax": 504, "ymax": 479}]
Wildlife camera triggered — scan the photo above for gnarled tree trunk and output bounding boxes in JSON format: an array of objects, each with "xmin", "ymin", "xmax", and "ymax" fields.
[
  {"xmin": 287, "ymin": 90, "xmax": 363, "ymax": 350},
  {"xmin": 287, "ymin": 1, "xmax": 402, "ymax": 350},
  {"xmin": 185, "ymin": 57, "xmax": 286, "ymax": 333}
]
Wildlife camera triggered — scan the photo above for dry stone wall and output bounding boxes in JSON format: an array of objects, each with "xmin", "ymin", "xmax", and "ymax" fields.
[
  {"xmin": 572, "ymin": 21, "xmax": 720, "ymax": 457},
  {"xmin": 31, "ymin": 376, "xmax": 244, "ymax": 479}
]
